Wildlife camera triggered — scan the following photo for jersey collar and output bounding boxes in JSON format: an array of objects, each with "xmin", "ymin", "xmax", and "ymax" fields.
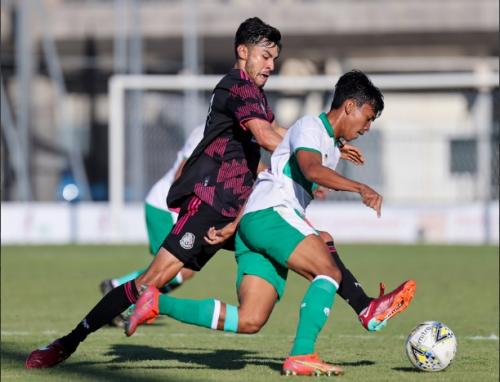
[{"xmin": 319, "ymin": 112, "xmax": 343, "ymax": 148}]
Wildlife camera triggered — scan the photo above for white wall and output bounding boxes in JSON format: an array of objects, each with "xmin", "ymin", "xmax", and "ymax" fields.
[
  {"xmin": 379, "ymin": 93, "xmax": 478, "ymax": 203},
  {"xmin": 1, "ymin": 202, "xmax": 498, "ymax": 245},
  {"xmin": 308, "ymin": 201, "xmax": 499, "ymax": 244}
]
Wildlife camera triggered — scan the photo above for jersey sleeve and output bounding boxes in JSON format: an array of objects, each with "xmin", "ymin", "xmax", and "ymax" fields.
[
  {"xmin": 289, "ymin": 118, "xmax": 323, "ymax": 156},
  {"xmin": 225, "ymin": 77, "xmax": 273, "ymax": 129}
]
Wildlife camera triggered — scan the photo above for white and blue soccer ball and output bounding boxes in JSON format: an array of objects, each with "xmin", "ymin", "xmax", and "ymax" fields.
[{"xmin": 405, "ymin": 321, "xmax": 457, "ymax": 372}]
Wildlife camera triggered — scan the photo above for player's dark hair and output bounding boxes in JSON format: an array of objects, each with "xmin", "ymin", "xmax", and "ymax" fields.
[
  {"xmin": 331, "ymin": 70, "xmax": 384, "ymax": 118},
  {"xmin": 234, "ymin": 17, "xmax": 282, "ymax": 59}
]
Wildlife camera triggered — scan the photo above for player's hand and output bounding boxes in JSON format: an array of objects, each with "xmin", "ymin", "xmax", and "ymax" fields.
[
  {"xmin": 340, "ymin": 144, "xmax": 365, "ymax": 165},
  {"xmin": 204, "ymin": 222, "xmax": 237, "ymax": 245},
  {"xmin": 359, "ymin": 184, "xmax": 383, "ymax": 218},
  {"xmin": 313, "ymin": 186, "xmax": 329, "ymax": 200}
]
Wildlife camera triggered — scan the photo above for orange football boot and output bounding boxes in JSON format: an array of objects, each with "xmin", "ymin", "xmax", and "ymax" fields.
[
  {"xmin": 125, "ymin": 285, "xmax": 159, "ymax": 336},
  {"xmin": 282, "ymin": 353, "xmax": 343, "ymax": 376},
  {"xmin": 358, "ymin": 280, "xmax": 416, "ymax": 331}
]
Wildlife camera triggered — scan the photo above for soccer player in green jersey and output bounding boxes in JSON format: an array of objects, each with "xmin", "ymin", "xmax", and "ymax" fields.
[{"xmin": 127, "ymin": 70, "xmax": 416, "ymax": 376}]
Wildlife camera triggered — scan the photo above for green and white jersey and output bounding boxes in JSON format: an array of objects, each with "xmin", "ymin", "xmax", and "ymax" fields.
[
  {"xmin": 145, "ymin": 125, "xmax": 204, "ymax": 211},
  {"xmin": 244, "ymin": 113, "xmax": 341, "ymax": 215}
]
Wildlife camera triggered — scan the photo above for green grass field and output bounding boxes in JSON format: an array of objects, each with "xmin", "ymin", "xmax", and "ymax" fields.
[{"xmin": 1, "ymin": 244, "xmax": 498, "ymax": 381}]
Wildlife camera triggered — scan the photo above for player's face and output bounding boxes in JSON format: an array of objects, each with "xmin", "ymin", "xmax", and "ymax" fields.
[
  {"xmin": 344, "ymin": 103, "xmax": 376, "ymax": 141},
  {"xmin": 243, "ymin": 41, "xmax": 279, "ymax": 88}
]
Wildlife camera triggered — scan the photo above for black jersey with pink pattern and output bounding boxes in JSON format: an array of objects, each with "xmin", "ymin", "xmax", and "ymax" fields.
[{"xmin": 167, "ymin": 69, "xmax": 274, "ymax": 217}]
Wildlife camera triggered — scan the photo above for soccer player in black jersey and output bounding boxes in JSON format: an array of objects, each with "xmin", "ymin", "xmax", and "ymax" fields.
[
  {"xmin": 26, "ymin": 16, "xmax": 286, "ymax": 368},
  {"xmin": 26, "ymin": 19, "xmax": 413, "ymax": 371}
]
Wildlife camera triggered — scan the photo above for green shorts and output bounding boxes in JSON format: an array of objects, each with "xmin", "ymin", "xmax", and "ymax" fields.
[
  {"xmin": 235, "ymin": 206, "xmax": 318, "ymax": 300},
  {"xmin": 145, "ymin": 203, "xmax": 175, "ymax": 255}
]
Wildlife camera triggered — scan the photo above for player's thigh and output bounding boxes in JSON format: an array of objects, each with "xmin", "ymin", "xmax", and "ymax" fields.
[
  {"xmin": 241, "ymin": 207, "xmax": 339, "ymax": 281},
  {"xmin": 235, "ymin": 229, "xmax": 288, "ymax": 300},
  {"xmin": 286, "ymin": 234, "xmax": 341, "ymax": 282},
  {"xmin": 238, "ymin": 206, "xmax": 315, "ymax": 267},
  {"xmin": 239, "ymin": 205, "xmax": 340, "ymax": 282}
]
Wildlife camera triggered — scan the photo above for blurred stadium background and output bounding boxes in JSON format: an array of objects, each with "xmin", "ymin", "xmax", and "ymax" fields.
[{"xmin": 1, "ymin": 0, "xmax": 499, "ymax": 245}]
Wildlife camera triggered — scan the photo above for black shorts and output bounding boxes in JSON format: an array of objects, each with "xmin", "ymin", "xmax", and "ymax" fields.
[{"xmin": 162, "ymin": 195, "xmax": 235, "ymax": 271}]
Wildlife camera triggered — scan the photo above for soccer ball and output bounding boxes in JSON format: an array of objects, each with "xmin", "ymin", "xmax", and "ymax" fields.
[{"xmin": 405, "ymin": 321, "xmax": 457, "ymax": 372}]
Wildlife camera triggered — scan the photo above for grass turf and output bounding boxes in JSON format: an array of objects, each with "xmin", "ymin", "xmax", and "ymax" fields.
[{"xmin": 1, "ymin": 244, "xmax": 498, "ymax": 381}]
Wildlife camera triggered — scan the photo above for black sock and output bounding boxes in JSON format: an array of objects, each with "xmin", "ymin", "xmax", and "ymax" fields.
[
  {"xmin": 159, "ymin": 284, "xmax": 180, "ymax": 294},
  {"xmin": 326, "ymin": 241, "xmax": 372, "ymax": 315},
  {"xmin": 59, "ymin": 280, "xmax": 139, "ymax": 351}
]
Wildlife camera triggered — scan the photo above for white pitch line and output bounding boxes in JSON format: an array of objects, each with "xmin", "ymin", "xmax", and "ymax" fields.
[
  {"xmin": 2, "ymin": 331, "xmax": 498, "ymax": 341},
  {"xmin": 1, "ymin": 331, "xmax": 31, "ymax": 336},
  {"xmin": 467, "ymin": 334, "xmax": 499, "ymax": 340}
]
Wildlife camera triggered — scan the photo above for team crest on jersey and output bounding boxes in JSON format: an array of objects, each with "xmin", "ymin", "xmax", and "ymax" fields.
[{"xmin": 180, "ymin": 232, "xmax": 195, "ymax": 249}]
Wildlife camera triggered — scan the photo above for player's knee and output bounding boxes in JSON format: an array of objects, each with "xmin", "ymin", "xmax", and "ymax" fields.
[
  {"xmin": 321, "ymin": 263, "xmax": 342, "ymax": 285},
  {"xmin": 180, "ymin": 268, "xmax": 195, "ymax": 282},
  {"xmin": 136, "ymin": 270, "xmax": 169, "ymax": 289},
  {"xmin": 319, "ymin": 231, "xmax": 334, "ymax": 243},
  {"xmin": 239, "ymin": 321, "xmax": 262, "ymax": 334},
  {"xmin": 331, "ymin": 267, "xmax": 342, "ymax": 285},
  {"xmin": 238, "ymin": 314, "xmax": 266, "ymax": 334}
]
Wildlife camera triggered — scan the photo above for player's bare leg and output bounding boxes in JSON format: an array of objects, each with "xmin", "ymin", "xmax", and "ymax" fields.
[
  {"xmin": 232, "ymin": 275, "xmax": 277, "ymax": 333},
  {"xmin": 135, "ymin": 247, "xmax": 184, "ymax": 289},
  {"xmin": 125, "ymin": 272, "xmax": 278, "ymax": 336},
  {"xmin": 101, "ymin": 266, "xmax": 195, "ymax": 328},
  {"xmin": 286, "ymin": 234, "xmax": 342, "ymax": 282},
  {"xmin": 160, "ymin": 268, "xmax": 195, "ymax": 293},
  {"xmin": 125, "ymin": 248, "xmax": 184, "ymax": 336},
  {"xmin": 26, "ymin": 252, "xmax": 171, "ymax": 368}
]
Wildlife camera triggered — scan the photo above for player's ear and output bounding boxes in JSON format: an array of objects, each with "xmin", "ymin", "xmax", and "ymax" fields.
[
  {"xmin": 236, "ymin": 44, "xmax": 249, "ymax": 61},
  {"xmin": 344, "ymin": 100, "xmax": 355, "ymax": 115}
]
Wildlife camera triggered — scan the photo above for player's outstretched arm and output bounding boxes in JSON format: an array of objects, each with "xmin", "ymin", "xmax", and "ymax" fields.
[
  {"xmin": 244, "ymin": 118, "xmax": 283, "ymax": 152},
  {"xmin": 296, "ymin": 149, "xmax": 382, "ymax": 217},
  {"xmin": 271, "ymin": 120, "xmax": 288, "ymax": 138}
]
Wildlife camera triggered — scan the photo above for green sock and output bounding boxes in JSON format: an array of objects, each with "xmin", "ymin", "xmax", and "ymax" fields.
[
  {"xmin": 114, "ymin": 268, "xmax": 146, "ymax": 286},
  {"xmin": 290, "ymin": 276, "xmax": 339, "ymax": 356},
  {"xmin": 159, "ymin": 296, "xmax": 238, "ymax": 332}
]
